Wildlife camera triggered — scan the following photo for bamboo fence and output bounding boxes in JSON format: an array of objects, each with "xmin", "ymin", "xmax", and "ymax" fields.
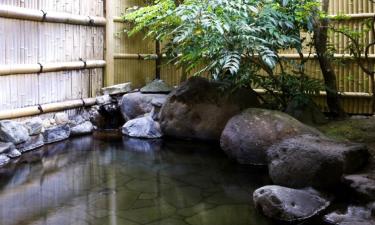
[
  {"xmin": 109, "ymin": 0, "xmax": 375, "ymax": 115},
  {"xmin": 0, "ymin": 0, "xmax": 105, "ymax": 119},
  {"xmin": 1, "ymin": 0, "xmax": 375, "ymax": 118}
]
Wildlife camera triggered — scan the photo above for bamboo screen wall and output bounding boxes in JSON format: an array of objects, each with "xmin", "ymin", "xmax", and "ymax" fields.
[
  {"xmin": 0, "ymin": 0, "xmax": 105, "ymax": 117},
  {"xmin": 110, "ymin": 0, "xmax": 375, "ymax": 114},
  {"xmin": 111, "ymin": 0, "xmax": 182, "ymax": 89},
  {"xmin": 0, "ymin": 0, "xmax": 374, "ymax": 117}
]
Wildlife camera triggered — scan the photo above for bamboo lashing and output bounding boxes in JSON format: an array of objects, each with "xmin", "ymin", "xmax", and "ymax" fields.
[
  {"xmin": 0, "ymin": 98, "xmax": 97, "ymax": 120},
  {"xmin": 0, "ymin": 5, "xmax": 106, "ymax": 26},
  {"xmin": 0, "ymin": 60, "xmax": 106, "ymax": 76}
]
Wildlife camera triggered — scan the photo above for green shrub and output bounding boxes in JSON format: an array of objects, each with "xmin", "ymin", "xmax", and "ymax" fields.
[{"xmin": 123, "ymin": 0, "xmax": 324, "ymax": 109}]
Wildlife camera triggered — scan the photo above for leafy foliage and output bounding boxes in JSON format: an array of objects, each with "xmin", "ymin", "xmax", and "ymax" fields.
[
  {"xmin": 254, "ymin": 72, "xmax": 323, "ymax": 109},
  {"xmin": 123, "ymin": 0, "xmax": 324, "ymax": 109}
]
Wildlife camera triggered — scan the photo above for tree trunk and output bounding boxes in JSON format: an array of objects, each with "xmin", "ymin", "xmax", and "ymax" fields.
[
  {"xmin": 313, "ymin": 0, "xmax": 346, "ymax": 118},
  {"xmin": 155, "ymin": 41, "xmax": 161, "ymax": 80}
]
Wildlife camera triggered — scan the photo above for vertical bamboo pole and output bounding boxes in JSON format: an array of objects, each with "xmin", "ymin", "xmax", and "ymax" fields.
[{"xmin": 104, "ymin": 0, "xmax": 115, "ymax": 86}]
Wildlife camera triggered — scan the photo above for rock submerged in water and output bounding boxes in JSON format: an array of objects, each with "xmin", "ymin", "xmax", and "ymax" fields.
[
  {"xmin": 43, "ymin": 125, "xmax": 71, "ymax": 144},
  {"xmin": 120, "ymin": 92, "xmax": 168, "ymax": 121},
  {"xmin": 0, "ymin": 120, "xmax": 30, "ymax": 145},
  {"xmin": 220, "ymin": 108, "xmax": 322, "ymax": 165},
  {"xmin": 159, "ymin": 77, "xmax": 259, "ymax": 141},
  {"xmin": 253, "ymin": 185, "xmax": 330, "ymax": 222},
  {"xmin": 268, "ymin": 134, "xmax": 368, "ymax": 188},
  {"xmin": 122, "ymin": 136, "xmax": 162, "ymax": 153},
  {"xmin": 122, "ymin": 116, "xmax": 163, "ymax": 139}
]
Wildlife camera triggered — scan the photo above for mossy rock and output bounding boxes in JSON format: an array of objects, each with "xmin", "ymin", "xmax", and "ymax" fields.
[
  {"xmin": 317, "ymin": 118, "xmax": 375, "ymax": 143},
  {"xmin": 141, "ymin": 79, "xmax": 173, "ymax": 94}
]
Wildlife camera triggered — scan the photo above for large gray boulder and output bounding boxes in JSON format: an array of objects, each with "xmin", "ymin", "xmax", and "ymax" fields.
[
  {"xmin": 253, "ymin": 185, "xmax": 330, "ymax": 222},
  {"xmin": 268, "ymin": 134, "xmax": 368, "ymax": 188},
  {"xmin": 0, "ymin": 120, "xmax": 29, "ymax": 144},
  {"xmin": 16, "ymin": 134, "xmax": 44, "ymax": 153},
  {"xmin": 159, "ymin": 77, "xmax": 259, "ymax": 141},
  {"xmin": 43, "ymin": 125, "xmax": 71, "ymax": 144},
  {"xmin": 220, "ymin": 108, "xmax": 322, "ymax": 165},
  {"xmin": 122, "ymin": 116, "xmax": 163, "ymax": 139},
  {"xmin": 120, "ymin": 92, "xmax": 168, "ymax": 121}
]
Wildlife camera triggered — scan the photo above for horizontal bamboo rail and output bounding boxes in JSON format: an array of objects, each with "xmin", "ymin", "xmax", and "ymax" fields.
[
  {"xmin": 0, "ymin": 60, "xmax": 106, "ymax": 76},
  {"xmin": 114, "ymin": 53, "xmax": 375, "ymax": 60},
  {"xmin": 0, "ymin": 98, "xmax": 97, "ymax": 120},
  {"xmin": 253, "ymin": 89, "xmax": 373, "ymax": 98},
  {"xmin": 330, "ymin": 13, "xmax": 375, "ymax": 20},
  {"xmin": 0, "ymin": 5, "xmax": 106, "ymax": 26}
]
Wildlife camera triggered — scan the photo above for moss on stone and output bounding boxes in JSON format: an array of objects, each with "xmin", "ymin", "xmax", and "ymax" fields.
[{"xmin": 317, "ymin": 118, "xmax": 375, "ymax": 143}]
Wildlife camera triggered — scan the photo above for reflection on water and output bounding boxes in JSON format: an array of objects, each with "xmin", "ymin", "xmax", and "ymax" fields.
[{"xmin": 0, "ymin": 136, "xmax": 275, "ymax": 225}]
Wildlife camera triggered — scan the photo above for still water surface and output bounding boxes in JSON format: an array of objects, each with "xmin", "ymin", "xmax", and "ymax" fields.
[{"xmin": 0, "ymin": 136, "xmax": 279, "ymax": 225}]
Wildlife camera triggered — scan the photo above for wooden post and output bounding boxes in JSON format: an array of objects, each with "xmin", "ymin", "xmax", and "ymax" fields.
[{"xmin": 104, "ymin": 0, "xmax": 115, "ymax": 86}]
